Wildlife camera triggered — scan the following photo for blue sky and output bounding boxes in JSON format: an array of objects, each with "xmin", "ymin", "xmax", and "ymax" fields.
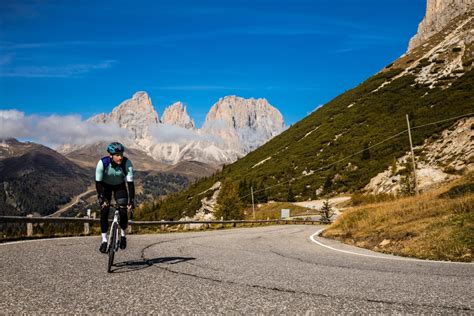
[{"xmin": 0, "ymin": 0, "xmax": 426, "ymax": 127}]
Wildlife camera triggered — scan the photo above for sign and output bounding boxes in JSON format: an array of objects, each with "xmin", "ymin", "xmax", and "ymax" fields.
[{"xmin": 281, "ymin": 209, "xmax": 290, "ymax": 219}]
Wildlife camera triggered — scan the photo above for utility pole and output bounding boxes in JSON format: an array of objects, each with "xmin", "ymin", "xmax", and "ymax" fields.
[
  {"xmin": 406, "ymin": 114, "xmax": 419, "ymax": 195},
  {"xmin": 251, "ymin": 186, "xmax": 255, "ymax": 219}
]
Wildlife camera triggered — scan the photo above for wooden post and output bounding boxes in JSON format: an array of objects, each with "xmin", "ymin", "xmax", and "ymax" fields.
[
  {"xmin": 251, "ymin": 186, "xmax": 255, "ymax": 220},
  {"xmin": 406, "ymin": 114, "xmax": 419, "ymax": 195},
  {"xmin": 27, "ymin": 214, "xmax": 33, "ymax": 237},
  {"xmin": 84, "ymin": 209, "xmax": 91, "ymax": 235}
]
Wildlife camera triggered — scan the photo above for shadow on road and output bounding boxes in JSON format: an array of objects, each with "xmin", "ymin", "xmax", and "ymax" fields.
[{"xmin": 111, "ymin": 256, "xmax": 195, "ymax": 273}]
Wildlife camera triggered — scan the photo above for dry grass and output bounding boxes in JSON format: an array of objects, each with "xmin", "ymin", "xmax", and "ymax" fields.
[{"xmin": 323, "ymin": 176, "xmax": 473, "ymax": 262}]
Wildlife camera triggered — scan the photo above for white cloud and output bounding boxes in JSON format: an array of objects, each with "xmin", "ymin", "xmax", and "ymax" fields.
[
  {"xmin": 0, "ymin": 60, "xmax": 116, "ymax": 78},
  {"xmin": 0, "ymin": 110, "xmax": 131, "ymax": 148},
  {"xmin": 149, "ymin": 123, "xmax": 222, "ymax": 145}
]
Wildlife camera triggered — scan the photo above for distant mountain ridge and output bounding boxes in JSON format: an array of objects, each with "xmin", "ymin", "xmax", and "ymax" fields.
[{"xmin": 0, "ymin": 138, "xmax": 91, "ymax": 216}]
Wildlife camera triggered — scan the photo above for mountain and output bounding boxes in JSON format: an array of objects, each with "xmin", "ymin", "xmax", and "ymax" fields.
[
  {"xmin": 63, "ymin": 92, "xmax": 285, "ymax": 167},
  {"xmin": 0, "ymin": 139, "xmax": 91, "ymax": 216},
  {"xmin": 161, "ymin": 102, "xmax": 195, "ymax": 129},
  {"xmin": 201, "ymin": 96, "xmax": 285, "ymax": 154},
  {"xmin": 136, "ymin": 1, "xmax": 473, "ymax": 220},
  {"xmin": 408, "ymin": 0, "xmax": 472, "ymax": 51},
  {"xmin": 89, "ymin": 91, "xmax": 159, "ymax": 140}
]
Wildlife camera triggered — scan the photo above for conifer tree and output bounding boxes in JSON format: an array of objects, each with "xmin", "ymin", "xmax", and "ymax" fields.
[
  {"xmin": 287, "ymin": 186, "xmax": 296, "ymax": 202},
  {"xmin": 215, "ymin": 178, "xmax": 244, "ymax": 220}
]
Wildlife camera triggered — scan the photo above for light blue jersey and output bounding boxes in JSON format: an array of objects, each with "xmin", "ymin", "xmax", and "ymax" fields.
[{"xmin": 95, "ymin": 158, "xmax": 134, "ymax": 185}]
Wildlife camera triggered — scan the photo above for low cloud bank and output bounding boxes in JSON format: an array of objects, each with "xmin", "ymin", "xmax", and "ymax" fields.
[
  {"xmin": 0, "ymin": 109, "xmax": 225, "ymax": 149},
  {"xmin": 0, "ymin": 110, "xmax": 130, "ymax": 148},
  {"xmin": 150, "ymin": 123, "xmax": 223, "ymax": 146}
]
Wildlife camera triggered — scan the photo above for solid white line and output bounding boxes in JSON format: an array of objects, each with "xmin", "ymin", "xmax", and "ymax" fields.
[
  {"xmin": 310, "ymin": 229, "xmax": 473, "ymax": 265},
  {"xmin": 0, "ymin": 236, "xmax": 93, "ymax": 246}
]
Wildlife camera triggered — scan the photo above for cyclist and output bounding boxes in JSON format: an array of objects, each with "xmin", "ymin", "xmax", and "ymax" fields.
[{"xmin": 95, "ymin": 142, "xmax": 135, "ymax": 253}]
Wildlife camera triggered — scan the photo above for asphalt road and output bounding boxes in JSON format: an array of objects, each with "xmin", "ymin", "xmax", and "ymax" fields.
[{"xmin": 1, "ymin": 225, "xmax": 472, "ymax": 314}]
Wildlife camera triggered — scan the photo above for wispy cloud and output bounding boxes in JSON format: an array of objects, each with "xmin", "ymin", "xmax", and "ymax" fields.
[
  {"xmin": 150, "ymin": 123, "xmax": 222, "ymax": 145},
  {"xmin": 0, "ymin": 53, "xmax": 15, "ymax": 66},
  {"xmin": 0, "ymin": 110, "xmax": 131, "ymax": 148},
  {"xmin": 0, "ymin": 60, "xmax": 116, "ymax": 78}
]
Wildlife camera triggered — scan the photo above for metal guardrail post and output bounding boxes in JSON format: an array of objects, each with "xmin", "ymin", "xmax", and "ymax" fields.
[{"xmin": 160, "ymin": 219, "xmax": 165, "ymax": 232}]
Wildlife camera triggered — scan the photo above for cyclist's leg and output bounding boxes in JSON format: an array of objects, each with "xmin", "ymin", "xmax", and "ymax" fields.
[
  {"xmin": 100, "ymin": 185, "xmax": 113, "ymax": 233},
  {"xmin": 114, "ymin": 183, "xmax": 129, "ymax": 249},
  {"xmin": 114, "ymin": 183, "xmax": 129, "ymax": 231}
]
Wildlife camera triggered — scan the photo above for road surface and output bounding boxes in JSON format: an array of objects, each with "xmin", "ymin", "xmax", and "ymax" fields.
[{"xmin": 1, "ymin": 225, "xmax": 472, "ymax": 313}]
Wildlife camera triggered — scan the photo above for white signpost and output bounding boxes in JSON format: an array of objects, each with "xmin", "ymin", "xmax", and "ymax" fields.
[{"xmin": 281, "ymin": 209, "xmax": 290, "ymax": 219}]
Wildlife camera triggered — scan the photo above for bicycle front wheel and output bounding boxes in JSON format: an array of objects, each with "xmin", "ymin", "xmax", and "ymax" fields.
[{"xmin": 107, "ymin": 222, "xmax": 118, "ymax": 273}]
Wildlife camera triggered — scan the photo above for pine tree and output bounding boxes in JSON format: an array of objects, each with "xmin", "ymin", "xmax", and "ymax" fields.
[
  {"xmin": 287, "ymin": 186, "xmax": 296, "ymax": 202},
  {"xmin": 323, "ymin": 176, "xmax": 332, "ymax": 193},
  {"xmin": 255, "ymin": 182, "xmax": 268, "ymax": 203},
  {"xmin": 362, "ymin": 142, "xmax": 371, "ymax": 160},
  {"xmin": 391, "ymin": 157, "xmax": 398, "ymax": 175},
  {"xmin": 215, "ymin": 178, "xmax": 244, "ymax": 220},
  {"xmin": 319, "ymin": 199, "xmax": 334, "ymax": 224}
]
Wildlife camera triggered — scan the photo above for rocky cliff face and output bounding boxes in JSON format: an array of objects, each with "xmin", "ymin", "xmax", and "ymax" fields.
[
  {"xmin": 375, "ymin": 5, "xmax": 472, "ymax": 92},
  {"xmin": 89, "ymin": 91, "xmax": 160, "ymax": 140},
  {"xmin": 365, "ymin": 117, "xmax": 473, "ymax": 195},
  {"xmin": 161, "ymin": 102, "xmax": 195, "ymax": 129},
  {"xmin": 202, "ymin": 96, "xmax": 285, "ymax": 153},
  {"xmin": 408, "ymin": 0, "xmax": 473, "ymax": 51}
]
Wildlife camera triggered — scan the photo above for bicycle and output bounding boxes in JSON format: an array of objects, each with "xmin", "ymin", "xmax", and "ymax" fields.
[{"xmin": 106, "ymin": 204, "xmax": 133, "ymax": 273}]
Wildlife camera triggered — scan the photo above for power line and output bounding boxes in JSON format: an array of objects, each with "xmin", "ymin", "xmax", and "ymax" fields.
[
  {"xmin": 411, "ymin": 112, "xmax": 474, "ymax": 130},
  {"xmin": 241, "ymin": 112, "xmax": 473, "ymax": 199}
]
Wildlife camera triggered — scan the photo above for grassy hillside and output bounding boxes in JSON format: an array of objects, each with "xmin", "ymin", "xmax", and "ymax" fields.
[{"xmin": 322, "ymin": 173, "xmax": 473, "ymax": 262}]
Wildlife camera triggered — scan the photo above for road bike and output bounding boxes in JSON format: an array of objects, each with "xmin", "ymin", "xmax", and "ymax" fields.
[{"xmin": 106, "ymin": 204, "xmax": 134, "ymax": 273}]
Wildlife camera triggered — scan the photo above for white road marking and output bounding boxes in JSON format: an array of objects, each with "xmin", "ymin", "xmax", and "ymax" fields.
[
  {"xmin": 0, "ymin": 236, "xmax": 90, "ymax": 246},
  {"xmin": 310, "ymin": 229, "xmax": 473, "ymax": 265}
]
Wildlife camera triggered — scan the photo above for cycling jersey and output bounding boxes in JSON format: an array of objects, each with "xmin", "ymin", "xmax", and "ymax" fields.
[{"xmin": 95, "ymin": 158, "xmax": 134, "ymax": 185}]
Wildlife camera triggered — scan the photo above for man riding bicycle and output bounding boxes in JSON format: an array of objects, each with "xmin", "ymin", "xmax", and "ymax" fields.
[{"xmin": 95, "ymin": 142, "xmax": 135, "ymax": 253}]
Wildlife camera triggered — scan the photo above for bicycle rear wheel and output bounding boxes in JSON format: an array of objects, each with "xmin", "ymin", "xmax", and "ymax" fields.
[{"xmin": 107, "ymin": 222, "xmax": 118, "ymax": 273}]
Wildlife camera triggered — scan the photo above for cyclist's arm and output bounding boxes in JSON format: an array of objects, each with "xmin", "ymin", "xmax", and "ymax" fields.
[
  {"xmin": 127, "ymin": 181, "xmax": 135, "ymax": 202},
  {"xmin": 125, "ymin": 159, "xmax": 135, "ymax": 207}
]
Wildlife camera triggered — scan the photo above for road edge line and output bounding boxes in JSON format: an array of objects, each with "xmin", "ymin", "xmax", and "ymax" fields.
[{"xmin": 310, "ymin": 229, "xmax": 472, "ymax": 265}]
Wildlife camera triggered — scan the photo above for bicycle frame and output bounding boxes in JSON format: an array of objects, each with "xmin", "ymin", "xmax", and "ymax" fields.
[{"xmin": 107, "ymin": 208, "xmax": 120, "ymax": 273}]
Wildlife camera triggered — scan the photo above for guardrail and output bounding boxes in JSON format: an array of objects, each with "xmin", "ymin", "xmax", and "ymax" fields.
[{"xmin": 0, "ymin": 216, "xmax": 321, "ymax": 238}]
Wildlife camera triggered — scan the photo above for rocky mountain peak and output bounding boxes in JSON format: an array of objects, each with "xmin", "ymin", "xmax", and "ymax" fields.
[
  {"xmin": 202, "ymin": 96, "xmax": 285, "ymax": 153},
  {"xmin": 161, "ymin": 102, "xmax": 195, "ymax": 129},
  {"xmin": 89, "ymin": 91, "xmax": 160, "ymax": 140},
  {"xmin": 408, "ymin": 0, "xmax": 473, "ymax": 52},
  {"xmin": 204, "ymin": 96, "xmax": 284, "ymax": 130}
]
